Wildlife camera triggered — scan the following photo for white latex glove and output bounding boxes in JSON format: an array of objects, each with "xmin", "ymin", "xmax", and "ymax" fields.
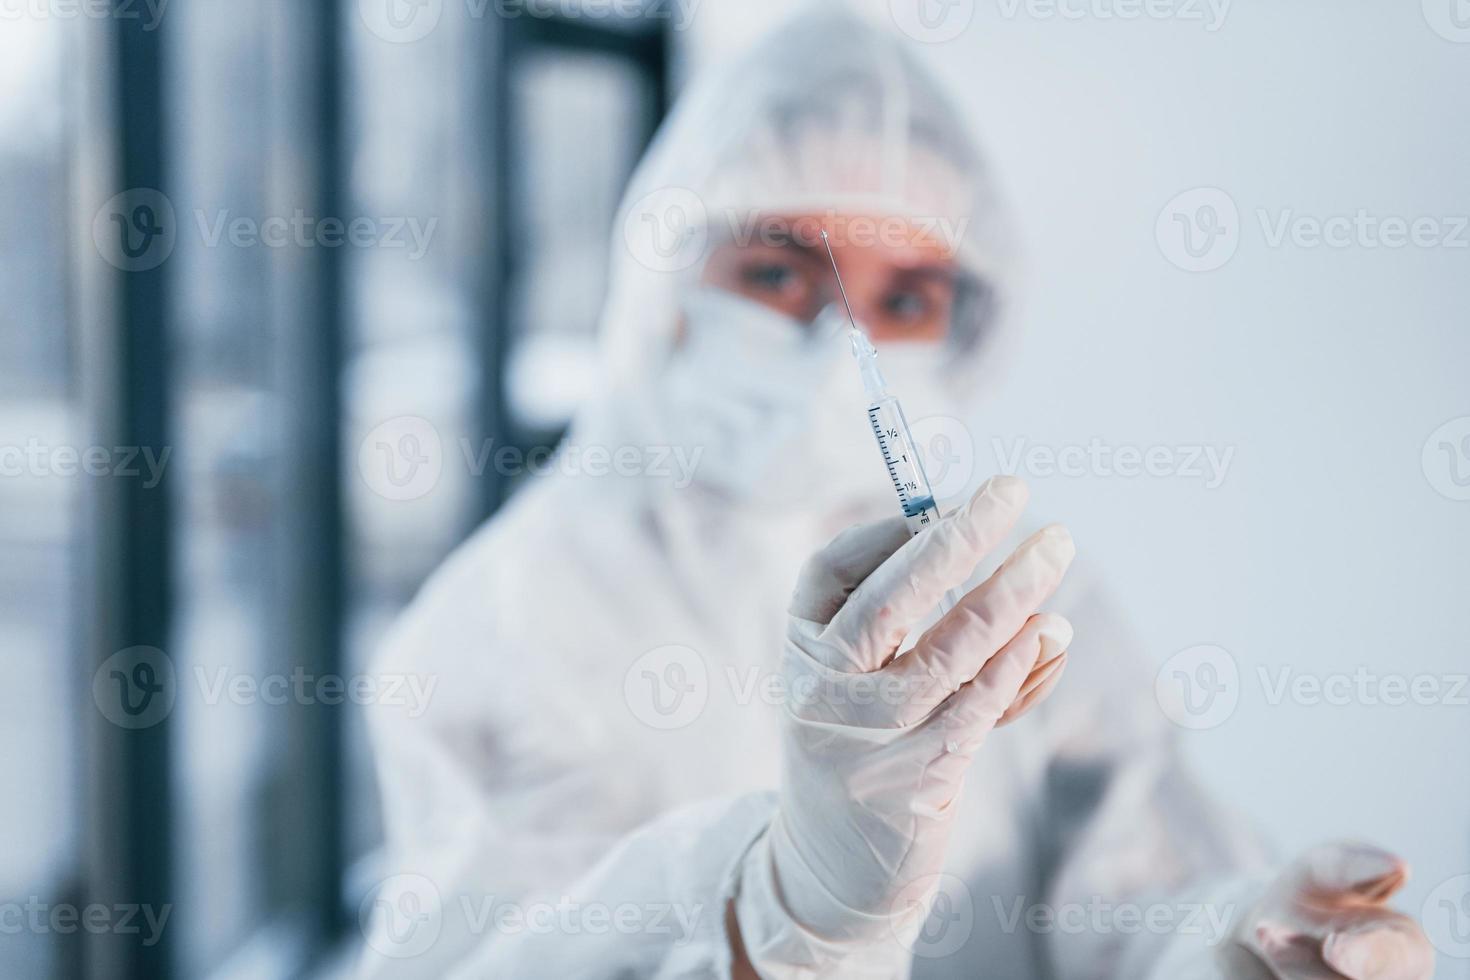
[
  {"xmin": 1234, "ymin": 843, "xmax": 1434, "ymax": 980},
  {"xmin": 734, "ymin": 476, "xmax": 1075, "ymax": 974}
]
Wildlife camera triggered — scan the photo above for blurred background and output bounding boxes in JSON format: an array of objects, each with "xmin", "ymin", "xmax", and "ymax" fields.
[{"xmin": 1, "ymin": 0, "xmax": 1467, "ymax": 977}]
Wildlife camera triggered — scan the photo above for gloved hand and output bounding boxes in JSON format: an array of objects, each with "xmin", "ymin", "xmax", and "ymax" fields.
[
  {"xmin": 1235, "ymin": 843, "xmax": 1434, "ymax": 980},
  {"xmin": 733, "ymin": 476, "xmax": 1075, "ymax": 973}
]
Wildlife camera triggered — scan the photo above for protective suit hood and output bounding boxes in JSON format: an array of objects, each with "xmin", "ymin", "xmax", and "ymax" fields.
[{"xmin": 584, "ymin": 3, "xmax": 1018, "ymax": 412}]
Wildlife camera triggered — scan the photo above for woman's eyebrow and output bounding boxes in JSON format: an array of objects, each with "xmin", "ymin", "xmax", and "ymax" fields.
[
  {"xmin": 890, "ymin": 263, "xmax": 959, "ymax": 284},
  {"xmin": 747, "ymin": 228, "xmax": 826, "ymax": 259}
]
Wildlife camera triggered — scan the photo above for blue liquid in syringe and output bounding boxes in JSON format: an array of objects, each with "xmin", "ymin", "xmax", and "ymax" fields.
[{"xmin": 902, "ymin": 494, "xmax": 936, "ymax": 518}]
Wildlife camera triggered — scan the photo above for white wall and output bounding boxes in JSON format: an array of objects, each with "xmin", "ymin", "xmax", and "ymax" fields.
[{"xmin": 684, "ymin": 0, "xmax": 1470, "ymax": 972}]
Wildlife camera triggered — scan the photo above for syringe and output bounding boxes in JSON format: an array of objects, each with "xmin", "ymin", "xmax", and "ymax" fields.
[
  {"xmin": 820, "ymin": 231, "xmax": 962, "ymax": 617},
  {"xmin": 819, "ymin": 230, "xmax": 945, "ymax": 535}
]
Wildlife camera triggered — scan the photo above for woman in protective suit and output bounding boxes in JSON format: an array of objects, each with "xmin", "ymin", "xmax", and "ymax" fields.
[{"xmin": 359, "ymin": 7, "xmax": 1433, "ymax": 978}]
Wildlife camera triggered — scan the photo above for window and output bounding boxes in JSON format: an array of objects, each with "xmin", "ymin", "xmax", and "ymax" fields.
[
  {"xmin": 0, "ymin": 16, "xmax": 78, "ymax": 979},
  {"xmin": 21, "ymin": 6, "xmax": 669, "ymax": 976},
  {"xmin": 166, "ymin": 4, "xmax": 286, "ymax": 974}
]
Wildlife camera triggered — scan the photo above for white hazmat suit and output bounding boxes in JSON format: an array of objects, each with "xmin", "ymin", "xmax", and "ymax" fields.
[{"xmin": 358, "ymin": 8, "xmax": 1285, "ymax": 978}]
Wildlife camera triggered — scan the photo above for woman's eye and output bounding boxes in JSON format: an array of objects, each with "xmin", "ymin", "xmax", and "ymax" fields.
[
  {"xmin": 743, "ymin": 263, "xmax": 798, "ymax": 293},
  {"xmin": 883, "ymin": 291, "xmax": 930, "ymax": 321}
]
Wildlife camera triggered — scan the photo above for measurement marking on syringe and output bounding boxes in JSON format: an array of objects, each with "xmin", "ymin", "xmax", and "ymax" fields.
[
  {"xmin": 869, "ymin": 405, "xmax": 939, "ymax": 524},
  {"xmin": 869, "ymin": 408, "xmax": 914, "ymax": 504}
]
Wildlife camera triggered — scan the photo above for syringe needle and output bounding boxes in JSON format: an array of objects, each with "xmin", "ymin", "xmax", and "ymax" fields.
[{"xmin": 819, "ymin": 229, "xmax": 863, "ymax": 337}]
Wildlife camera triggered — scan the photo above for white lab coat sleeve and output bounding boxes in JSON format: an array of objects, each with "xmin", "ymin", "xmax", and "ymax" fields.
[
  {"xmin": 355, "ymin": 568, "xmax": 783, "ymax": 979},
  {"xmin": 1030, "ymin": 569, "xmax": 1276, "ymax": 979}
]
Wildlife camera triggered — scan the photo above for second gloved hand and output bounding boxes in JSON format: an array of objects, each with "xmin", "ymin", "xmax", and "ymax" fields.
[
  {"xmin": 734, "ymin": 476, "xmax": 1075, "ymax": 972},
  {"xmin": 1235, "ymin": 843, "xmax": 1434, "ymax": 980}
]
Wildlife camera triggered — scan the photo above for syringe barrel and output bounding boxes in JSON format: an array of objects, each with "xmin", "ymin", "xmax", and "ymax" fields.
[{"xmin": 865, "ymin": 394, "xmax": 942, "ymax": 534}]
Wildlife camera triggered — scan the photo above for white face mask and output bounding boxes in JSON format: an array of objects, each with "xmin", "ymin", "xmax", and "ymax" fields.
[{"xmin": 658, "ymin": 288, "xmax": 949, "ymax": 518}]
